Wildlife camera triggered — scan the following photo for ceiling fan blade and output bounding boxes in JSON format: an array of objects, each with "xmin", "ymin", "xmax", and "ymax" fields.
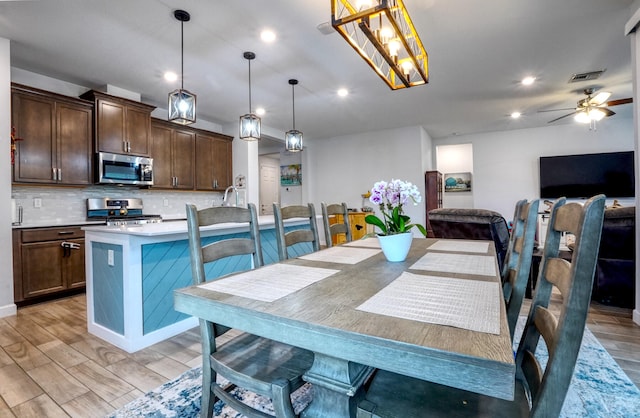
[
  {"xmin": 601, "ymin": 107, "xmax": 615, "ymax": 117},
  {"xmin": 537, "ymin": 107, "xmax": 576, "ymax": 113},
  {"xmin": 606, "ymin": 97, "xmax": 633, "ymax": 107},
  {"xmin": 590, "ymin": 91, "xmax": 611, "ymax": 105},
  {"xmin": 548, "ymin": 111, "xmax": 577, "ymax": 123}
]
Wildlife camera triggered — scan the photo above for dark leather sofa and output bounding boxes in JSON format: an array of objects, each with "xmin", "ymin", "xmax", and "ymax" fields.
[
  {"xmin": 428, "ymin": 208, "xmax": 510, "ymax": 271},
  {"xmin": 593, "ymin": 206, "xmax": 636, "ymax": 308}
]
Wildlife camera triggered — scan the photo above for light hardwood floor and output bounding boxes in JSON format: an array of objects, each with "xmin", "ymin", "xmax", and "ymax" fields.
[{"xmin": 0, "ymin": 293, "xmax": 639, "ymax": 417}]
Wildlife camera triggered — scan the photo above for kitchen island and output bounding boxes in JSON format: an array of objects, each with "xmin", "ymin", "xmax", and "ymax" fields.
[{"xmin": 82, "ymin": 215, "xmax": 315, "ymax": 352}]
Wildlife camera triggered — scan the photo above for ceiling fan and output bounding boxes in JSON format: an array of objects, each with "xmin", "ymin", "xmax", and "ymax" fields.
[{"xmin": 540, "ymin": 88, "xmax": 633, "ymax": 124}]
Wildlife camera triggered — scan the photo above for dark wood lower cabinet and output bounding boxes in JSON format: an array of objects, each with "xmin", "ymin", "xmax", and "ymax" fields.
[{"xmin": 13, "ymin": 227, "xmax": 86, "ymax": 304}]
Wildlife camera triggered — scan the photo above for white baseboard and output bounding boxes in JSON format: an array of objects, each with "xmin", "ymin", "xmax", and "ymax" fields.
[
  {"xmin": 0, "ymin": 303, "xmax": 17, "ymax": 318},
  {"xmin": 633, "ymin": 309, "xmax": 640, "ymax": 326}
]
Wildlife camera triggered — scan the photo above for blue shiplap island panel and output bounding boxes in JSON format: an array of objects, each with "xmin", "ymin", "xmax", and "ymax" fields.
[
  {"xmin": 92, "ymin": 242, "xmax": 125, "ymax": 334},
  {"xmin": 141, "ymin": 226, "xmax": 313, "ymax": 335},
  {"xmin": 83, "ymin": 217, "xmax": 317, "ymax": 352}
]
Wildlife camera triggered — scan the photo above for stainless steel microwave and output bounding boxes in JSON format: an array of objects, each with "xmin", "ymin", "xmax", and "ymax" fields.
[{"xmin": 96, "ymin": 151, "xmax": 153, "ymax": 186}]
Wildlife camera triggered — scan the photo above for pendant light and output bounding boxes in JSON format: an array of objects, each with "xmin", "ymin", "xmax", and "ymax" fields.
[
  {"xmin": 239, "ymin": 51, "xmax": 261, "ymax": 141},
  {"xmin": 285, "ymin": 79, "xmax": 303, "ymax": 152},
  {"xmin": 168, "ymin": 9, "xmax": 196, "ymax": 125}
]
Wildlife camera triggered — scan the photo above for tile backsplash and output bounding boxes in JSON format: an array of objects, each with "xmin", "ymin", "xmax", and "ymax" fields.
[{"xmin": 12, "ymin": 185, "xmax": 225, "ymax": 227}]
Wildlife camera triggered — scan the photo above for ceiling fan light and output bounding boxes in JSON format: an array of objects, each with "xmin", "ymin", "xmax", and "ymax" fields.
[
  {"xmin": 574, "ymin": 111, "xmax": 590, "ymax": 124},
  {"xmin": 589, "ymin": 108, "xmax": 606, "ymax": 121}
]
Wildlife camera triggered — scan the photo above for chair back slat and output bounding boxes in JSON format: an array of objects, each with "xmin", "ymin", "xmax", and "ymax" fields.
[
  {"xmin": 544, "ymin": 258, "xmax": 572, "ymax": 296},
  {"xmin": 515, "ymin": 194, "xmax": 605, "ymax": 418},
  {"xmin": 285, "ymin": 229, "xmax": 316, "ymax": 247},
  {"xmin": 533, "ymin": 307, "xmax": 558, "ymax": 358},
  {"xmin": 202, "ymin": 239, "xmax": 257, "ymax": 265},
  {"xmin": 198, "ymin": 206, "xmax": 252, "ymax": 225},
  {"xmin": 281, "ymin": 204, "xmax": 315, "ymax": 219},
  {"xmin": 552, "ymin": 202, "xmax": 585, "ymax": 234}
]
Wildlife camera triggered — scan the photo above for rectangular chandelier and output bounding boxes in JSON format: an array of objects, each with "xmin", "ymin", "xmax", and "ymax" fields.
[{"xmin": 331, "ymin": 0, "xmax": 428, "ymax": 90}]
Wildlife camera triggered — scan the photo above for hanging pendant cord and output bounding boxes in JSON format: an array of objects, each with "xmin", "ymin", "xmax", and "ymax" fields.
[
  {"xmin": 291, "ymin": 83, "xmax": 296, "ymax": 130},
  {"xmin": 248, "ymin": 59, "xmax": 252, "ymax": 113},
  {"xmin": 180, "ymin": 20, "xmax": 184, "ymax": 91}
]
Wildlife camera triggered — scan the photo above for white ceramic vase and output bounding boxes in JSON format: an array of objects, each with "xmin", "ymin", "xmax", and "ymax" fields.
[{"xmin": 377, "ymin": 232, "xmax": 413, "ymax": 262}]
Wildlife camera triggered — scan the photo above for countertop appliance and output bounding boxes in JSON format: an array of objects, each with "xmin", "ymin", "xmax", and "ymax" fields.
[
  {"xmin": 96, "ymin": 151, "xmax": 153, "ymax": 186},
  {"xmin": 87, "ymin": 198, "xmax": 162, "ymax": 226}
]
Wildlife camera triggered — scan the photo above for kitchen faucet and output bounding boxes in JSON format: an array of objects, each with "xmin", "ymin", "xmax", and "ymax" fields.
[{"xmin": 222, "ymin": 185, "xmax": 238, "ymax": 207}]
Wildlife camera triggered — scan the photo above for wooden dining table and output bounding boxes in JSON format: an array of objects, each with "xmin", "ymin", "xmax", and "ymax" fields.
[{"xmin": 173, "ymin": 237, "xmax": 515, "ymax": 418}]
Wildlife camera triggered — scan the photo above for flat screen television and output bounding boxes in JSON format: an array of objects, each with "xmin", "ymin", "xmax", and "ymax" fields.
[{"xmin": 539, "ymin": 151, "xmax": 635, "ymax": 199}]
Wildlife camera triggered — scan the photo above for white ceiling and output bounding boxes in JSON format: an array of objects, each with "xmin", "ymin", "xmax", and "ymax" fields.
[{"xmin": 0, "ymin": 0, "xmax": 635, "ymax": 140}]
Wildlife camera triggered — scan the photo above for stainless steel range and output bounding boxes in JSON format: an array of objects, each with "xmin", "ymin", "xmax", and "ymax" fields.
[{"xmin": 87, "ymin": 198, "xmax": 163, "ymax": 226}]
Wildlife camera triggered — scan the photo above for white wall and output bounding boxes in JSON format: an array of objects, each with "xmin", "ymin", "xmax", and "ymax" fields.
[
  {"xmin": 0, "ymin": 38, "xmax": 16, "ymax": 317},
  {"xmin": 307, "ymin": 125, "xmax": 434, "ymax": 235},
  {"xmin": 433, "ymin": 120, "xmax": 635, "ymax": 219}
]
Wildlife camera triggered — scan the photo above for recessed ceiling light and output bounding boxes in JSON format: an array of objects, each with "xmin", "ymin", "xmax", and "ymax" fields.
[
  {"xmin": 511, "ymin": 112, "xmax": 522, "ymax": 119},
  {"xmin": 164, "ymin": 71, "xmax": 178, "ymax": 82},
  {"xmin": 337, "ymin": 88, "xmax": 349, "ymax": 97},
  {"xmin": 256, "ymin": 107, "xmax": 265, "ymax": 116},
  {"xmin": 521, "ymin": 76, "xmax": 536, "ymax": 86},
  {"xmin": 260, "ymin": 29, "xmax": 276, "ymax": 43}
]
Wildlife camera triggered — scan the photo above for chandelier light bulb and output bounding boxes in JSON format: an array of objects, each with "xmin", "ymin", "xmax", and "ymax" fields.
[
  {"xmin": 400, "ymin": 60, "xmax": 413, "ymax": 75},
  {"xmin": 388, "ymin": 40, "xmax": 401, "ymax": 57},
  {"xmin": 380, "ymin": 26, "xmax": 394, "ymax": 43}
]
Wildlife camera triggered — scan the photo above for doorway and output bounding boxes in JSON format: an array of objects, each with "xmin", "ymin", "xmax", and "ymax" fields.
[{"xmin": 259, "ymin": 154, "xmax": 280, "ymax": 215}]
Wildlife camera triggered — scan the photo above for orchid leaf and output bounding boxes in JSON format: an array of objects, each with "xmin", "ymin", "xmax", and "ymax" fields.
[{"xmin": 365, "ymin": 214, "xmax": 387, "ymax": 235}]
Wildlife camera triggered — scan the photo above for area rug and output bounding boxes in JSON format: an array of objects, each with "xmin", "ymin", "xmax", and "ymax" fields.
[{"xmin": 108, "ymin": 320, "xmax": 640, "ymax": 417}]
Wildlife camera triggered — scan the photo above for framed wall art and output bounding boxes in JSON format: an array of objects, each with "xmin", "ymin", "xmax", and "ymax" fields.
[
  {"xmin": 280, "ymin": 164, "xmax": 302, "ymax": 186},
  {"xmin": 444, "ymin": 172, "xmax": 472, "ymax": 192}
]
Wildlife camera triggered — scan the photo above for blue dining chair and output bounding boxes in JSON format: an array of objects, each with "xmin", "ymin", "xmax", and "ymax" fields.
[
  {"xmin": 502, "ymin": 198, "xmax": 540, "ymax": 341},
  {"xmin": 357, "ymin": 194, "xmax": 606, "ymax": 418},
  {"xmin": 321, "ymin": 202, "xmax": 352, "ymax": 248},
  {"xmin": 273, "ymin": 203, "xmax": 320, "ymax": 260},
  {"xmin": 186, "ymin": 203, "xmax": 314, "ymax": 418}
]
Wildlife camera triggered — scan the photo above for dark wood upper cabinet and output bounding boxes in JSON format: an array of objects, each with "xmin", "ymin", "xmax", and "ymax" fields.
[
  {"xmin": 195, "ymin": 132, "xmax": 233, "ymax": 191},
  {"xmin": 81, "ymin": 90, "xmax": 155, "ymax": 156},
  {"xmin": 12, "ymin": 84, "xmax": 92, "ymax": 185},
  {"xmin": 150, "ymin": 118, "xmax": 195, "ymax": 189}
]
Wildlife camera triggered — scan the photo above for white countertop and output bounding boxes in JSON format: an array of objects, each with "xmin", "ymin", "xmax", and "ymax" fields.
[
  {"xmin": 13, "ymin": 220, "xmax": 105, "ymax": 229},
  {"xmin": 82, "ymin": 215, "xmax": 313, "ymax": 237}
]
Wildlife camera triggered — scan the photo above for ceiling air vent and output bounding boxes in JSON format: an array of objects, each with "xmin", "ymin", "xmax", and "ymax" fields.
[{"xmin": 569, "ymin": 70, "xmax": 606, "ymax": 83}]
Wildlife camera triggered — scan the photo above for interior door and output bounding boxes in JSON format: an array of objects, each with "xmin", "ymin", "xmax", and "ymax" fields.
[{"xmin": 259, "ymin": 163, "xmax": 279, "ymax": 215}]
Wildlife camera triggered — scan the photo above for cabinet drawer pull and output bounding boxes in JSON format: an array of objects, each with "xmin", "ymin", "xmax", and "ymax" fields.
[{"xmin": 58, "ymin": 231, "xmax": 74, "ymax": 235}]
